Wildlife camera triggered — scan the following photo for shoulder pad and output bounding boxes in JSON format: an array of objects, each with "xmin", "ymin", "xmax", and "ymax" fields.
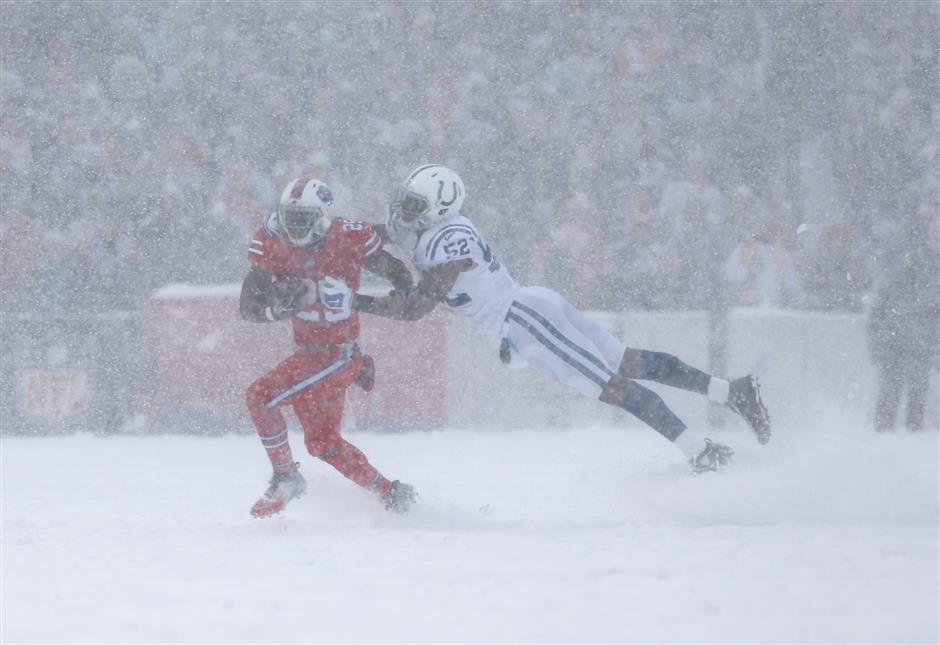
[
  {"xmin": 333, "ymin": 220, "xmax": 382, "ymax": 256},
  {"xmin": 247, "ymin": 213, "xmax": 287, "ymax": 268}
]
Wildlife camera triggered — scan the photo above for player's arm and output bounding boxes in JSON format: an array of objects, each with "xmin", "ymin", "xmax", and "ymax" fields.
[
  {"xmin": 239, "ymin": 264, "xmax": 306, "ymax": 323},
  {"xmin": 362, "ymin": 248, "xmax": 414, "ymax": 292},
  {"xmin": 239, "ymin": 265, "xmax": 274, "ymax": 322},
  {"xmin": 371, "ymin": 223, "xmax": 392, "ymax": 242},
  {"xmin": 353, "ymin": 259, "xmax": 472, "ymax": 321}
]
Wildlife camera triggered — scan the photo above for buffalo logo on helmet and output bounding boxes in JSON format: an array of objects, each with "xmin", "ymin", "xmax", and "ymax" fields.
[{"xmin": 316, "ymin": 185, "xmax": 334, "ymax": 205}]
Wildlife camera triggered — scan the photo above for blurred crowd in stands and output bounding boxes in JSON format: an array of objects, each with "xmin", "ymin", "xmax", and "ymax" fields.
[{"xmin": 2, "ymin": 1, "xmax": 937, "ymax": 317}]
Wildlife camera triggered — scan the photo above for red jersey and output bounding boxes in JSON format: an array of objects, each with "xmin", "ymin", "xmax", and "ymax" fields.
[{"xmin": 248, "ymin": 213, "xmax": 382, "ymax": 346}]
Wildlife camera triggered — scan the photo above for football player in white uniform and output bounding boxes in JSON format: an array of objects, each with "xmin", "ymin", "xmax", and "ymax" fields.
[{"xmin": 353, "ymin": 165, "xmax": 771, "ymax": 472}]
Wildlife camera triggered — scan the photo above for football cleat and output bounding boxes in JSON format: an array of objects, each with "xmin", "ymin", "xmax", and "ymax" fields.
[
  {"xmin": 689, "ymin": 439, "xmax": 734, "ymax": 473},
  {"xmin": 381, "ymin": 480, "xmax": 416, "ymax": 514},
  {"xmin": 727, "ymin": 375, "xmax": 772, "ymax": 444},
  {"xmin": 250, "ymin": 465, "xmax": 307, "ymax": 518}
]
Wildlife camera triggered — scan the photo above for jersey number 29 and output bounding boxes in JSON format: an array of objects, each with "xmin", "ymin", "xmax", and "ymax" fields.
[{"xmin": 296, "ymin": 278, "xmax": 352, "ymax": 323}]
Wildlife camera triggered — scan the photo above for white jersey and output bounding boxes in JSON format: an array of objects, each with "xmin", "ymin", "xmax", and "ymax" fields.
[{"xmin": 388, "ymin": 214, "xmax": 519, "ymax": 336}]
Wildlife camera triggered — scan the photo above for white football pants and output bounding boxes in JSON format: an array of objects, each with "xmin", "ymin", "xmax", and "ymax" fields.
[{"xmin": 503, "ymin": 286, "xmax": 626, "ymax": 398}]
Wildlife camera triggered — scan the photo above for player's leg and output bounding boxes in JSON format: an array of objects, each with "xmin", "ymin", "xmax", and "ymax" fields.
[
  {"xmin": 903, "ymin": 358, "xmax": 929, "ymax": 432},
  {"xmin": 505, "ymin": 286, "xmax": 617, "ymax": 398},
  {"xmin": 597, "ymin": 373, "xmax": 730, "ymax": 471},
  {"xmin": 577, "ymin": 301, "xmax": 769, "ymax": 443},
  {"xmin": 874, "ymin": 358, "xmax": 903, "ymax": 432},
  {"xmin": 506, "ymin": 287, "xmax": 730, "ymax": 471},
  {"xmin": 553, "ymin": 292, "xmax": 732, "ymax": 402},
  {"xmin": 566, "ymin": 293, "xmax": 747, "ymax": 459},
  {"xmin": 616, "ymin": 347, "xmax": 714, "ymax": 396},
  {"xmin": 297, "ymin": 400, "xmax": 417, "ymax": 512},
  {"xmin": 615, "ymin": 345, "xmax": 772, "ymax": 444},
  {"xmin": 293, "ymin": 357, "xmax": 416, "ymax": 512},
  {"xmin": 297, "ymin": 399, "xmax": 389, "ymax": 493},
  {"xmin": 246, "ymin": 348, "xmax": 357, "ymax": 517},
  {"xmin": 556, "ymin": 295, "xmax": 629, "ymax": 371},
  {"xmin": 572, "ymin": 287, "xmax": 768, "ymax": 446},
  {"xmin": 245, "ymin": 353, "xmax": 309, "ymax": 476}
]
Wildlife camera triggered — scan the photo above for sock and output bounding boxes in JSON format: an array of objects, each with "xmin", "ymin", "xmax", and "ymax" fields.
[
  {"xmin": 674, "ymin": 428, "xmax": 709, "ymax": 459},
  {"xmin": 247, "ymin": 383, "xmax": 296, "ymax": 474},
  {"xmin": 258, "ymin": 428, "xmax": 296, "ymax": 474},
  {"xmin": 619, "ymin": 380, "xmax": 688, "ymax": 442},
  {"xmin": 708, "ymin": 377, "xmax": 730, "ymax": 404},
  {"xmin": 631, "ymin": 350, "xmax": 711, "ymax": 395}
]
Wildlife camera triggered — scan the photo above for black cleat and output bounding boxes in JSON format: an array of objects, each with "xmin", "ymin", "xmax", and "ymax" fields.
[
  {"xmin": 689, "ymin": 439, "xmax": 734, "ymax": 473},
  {"xmin": 728, "ymin": 375, "xmax": 772, "ymax": 445},
  {"xmin": 381, "ymin": 480, "xmax": 416, "ymax": 514}
]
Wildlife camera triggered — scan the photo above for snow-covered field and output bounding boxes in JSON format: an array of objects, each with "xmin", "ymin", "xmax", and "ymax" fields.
[{"xmin": 2, "ymin": 421, "xmax": 938, "ymax": 644}]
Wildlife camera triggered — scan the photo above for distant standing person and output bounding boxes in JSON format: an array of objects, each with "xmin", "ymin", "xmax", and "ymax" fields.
[{"xmin": 868, "ymin": 232, "xmax": 940, "ymax": 432}]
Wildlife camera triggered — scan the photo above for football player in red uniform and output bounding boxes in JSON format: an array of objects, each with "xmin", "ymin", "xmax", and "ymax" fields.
[{"xmin": 239, "ymin": 177, "xmax": 416, "ymax": 518}]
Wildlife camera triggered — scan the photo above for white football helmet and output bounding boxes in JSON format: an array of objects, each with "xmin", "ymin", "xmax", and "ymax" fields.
[
  {"xmin": 276, "ymin": 177, "xmax": 335, "ymax": 246},
  {"xmin": 389, "ymin": 165, "xmax": 465, "ymax": 231}
]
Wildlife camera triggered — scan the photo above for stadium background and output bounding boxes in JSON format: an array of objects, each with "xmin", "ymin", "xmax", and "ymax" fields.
[{"xmin": 1, "ymin": 1, "xmax": 937, "ymax": 435}]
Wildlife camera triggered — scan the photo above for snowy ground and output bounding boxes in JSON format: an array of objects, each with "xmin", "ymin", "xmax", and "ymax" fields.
[{"xmin": 2, "ymin": 421, "xmax": 938, "ymax": 644}]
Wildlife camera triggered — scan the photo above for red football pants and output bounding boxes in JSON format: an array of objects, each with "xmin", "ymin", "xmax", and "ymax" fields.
[{"xmin": 245, "ymin": 347, "xmax": 390, "ymax": 493}]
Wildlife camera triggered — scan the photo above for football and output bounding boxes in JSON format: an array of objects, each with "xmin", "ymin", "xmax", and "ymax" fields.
[{"xmin": 270, "ymin": 274, "xmax": 307, "ymax": 304}]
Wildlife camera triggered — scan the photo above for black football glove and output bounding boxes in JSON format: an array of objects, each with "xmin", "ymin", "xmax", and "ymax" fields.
[
  {"xmin": 265, "ymin": 277, "xmax": 307, "ymax": 321},
  {"xmin": 266, "ymin": 299, "xmax": 302, "ymax": 321}
]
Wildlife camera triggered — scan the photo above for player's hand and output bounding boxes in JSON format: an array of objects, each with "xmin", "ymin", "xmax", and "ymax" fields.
[
  {"xmin": 266, "ymin": 296, "xmax": 303, "ymax": 321},
  {"xmin": 265, "ymin": 276, "xmax": 307, "ymax": 321},
  {"xmin": 272, "ymin": 276, "xmax": 306, "ymax": 302},
  {"xmin": 266, "ymin": 298, "xmax": 302, "ymax": 321},
  {"xmin": 318, "ymin": 276, "xmax": 352, "ymax": 312}
]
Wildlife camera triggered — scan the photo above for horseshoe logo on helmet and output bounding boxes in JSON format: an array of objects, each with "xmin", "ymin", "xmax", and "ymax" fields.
[{"xmin": 437, "ymin": 180, "xmax": 459, "ymax": 207}]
